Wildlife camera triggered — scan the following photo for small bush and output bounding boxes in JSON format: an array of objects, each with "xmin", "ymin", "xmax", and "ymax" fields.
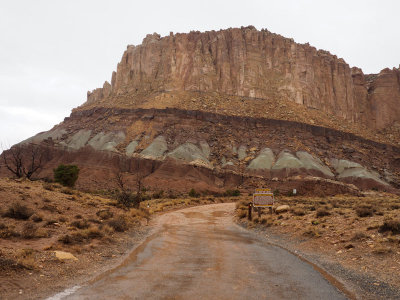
[
  {"xmin": 59, "ymin": 232, "xmax": 84, "ymax": 244},
  {"xmin": 189, "ymin": 188, "xmax": 200, "ymax": 198},
  {"xmin": 108, "ymin": 216, "xmax": 128, "ymax": 232},
  {"xmin": 273, "ymin": 189, "xmax": 280, "ymax": 196},
  {"xmin": 292, "ymin": 208, "xmax": 306, "ymax": 216},
  {"xmin": 0, "ymin": 225, "xmax": 20, "ymax": 239},
  {"xmin": 83, "ymin": 226, "xmax": 103, "ymax": 239},
  {"xmin": 21, "ymin": 223, "xmax": 38, "ymax": 239},
  {"xmin": 2, "ymin": 203, "xmax": 33, "ymax": 220},
  {"xmin": 43, "ymin": 183, "xmax": 54, "ymax": 191},
  {"xmin": 372, "ymin": 246, "xmax": 392, "ymax": 255},
  {"xmin": 151, "ymin": 190, "xmax": 164, "ymax": 199},
  {"xmin": 61, "ymin": 187, "xmax": 74, "ymax": 195},
  {"xmin": 356, "ymin": 206, "xmax": 374, "ymax": 218},
  {"xmin": 351, "ymin": 232, "xmax": 367, "ymax": 241},
  {"xmin": 237, "ymin": 210, "xmax": 247, "ymax": 219},
  {"xmin": 379, "ymin": 219, "xmax": 400, "ymax": 234},
  {"xmin": 70, "ymin": 220, "xmax": 89, "ymax": 229},
  {"xmin": 45, "ymin": 219, "xmax": 58, "ymax": 226},
  {"xmin": 53, "ymin": 164, "xmax": 80, "ymax": 187},
  {"xmin": 224, "ymin": 189, "xmax": 240, "ymax": 197},
  {"xmin": 96, "ymin": 209, "xmax": 113, "ymax": 220},
  {"xmin": 31, "ymin": 214, "xmax": 43, "ymax": 223},
  {"xmin": 117, "ymin": 191, "xmax": 141, "ymax": 208},
  {"xmin": 316, "ymin": 207, "xmax": 330, "ymax": 218}
]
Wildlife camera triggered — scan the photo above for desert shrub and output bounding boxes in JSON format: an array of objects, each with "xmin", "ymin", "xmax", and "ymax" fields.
[
  {"xmin": 41, "ymin": 204, "xmax": 58, "ymax": 212},
  {"xmin": 21, "ymin": 222, "xmax": 38, "ymax": 239},
  {"xmin": 59, "ymin": 232, "xmax": 85, "ymax": 244},
  {"xmin": 83, "ymin": 226, "xmax": 103, "ymax": 239},
  {"xmin": 53, "ymin": 164, "xmax": 80, "ymax": 187},
  {"xmin": 70, "ymin": 220, "xmax": 89, "ymax": 229},
  {"xmin": 108, "ymin": 216, "xmax": 128, "ymax": 232},
  {"xmin": 260, "ymin": 216, "xmax": 272, "ymax": 225},
  {"xmin": 2, "ymin": 203, "xmax": 33, "ymax": 220},
  {"xmin": 61, "ymin": 187, "xmax": 74, "ymax": 195},
  {"xmin": 16, "ymin": 249, "xmax": 36, "ymax": 270},
  {"xmin": 224, "ymin": 189, "xmax": 241, "ymax": 197},
  {"xmin": 188, "ymin": 188, "xmax": 200, "ymax": 198},
  {"xmin": 316, "ymin": 207, "xmax": 330, "ymax": 218},
  {"xmin": 30, "ymin": 214, "xmax": 43, "ymax": 223},
  {"xmin": 273, "ymin": 189, "xmax": 280, "ymax": 196},
  {"xmin": 372, "ymin": 246, "xmax": 392, "ymax": 255},
  {"xmin": 0, "ymin": 225, "xmax": 20, "ymax": 238},
  {"xmin": 356, "ymin": 206, "xmax": 374, "ymax": 218},
  {"xmin": 351, "ymin": 232, "xmax": 367, "ymax": 241},
  {"xmin": 96, "ymin": 209, "xmax": 113, "ymax": 220},
  {"xmin": 292, "ymin": 208, "xmax": 306, "ymax": 216},
  {"xmin": 379, "ymin": 219, "xmax": 400, "ymax": 234},
  {"xmin": 45, "ymin": 219, "xmax": 58, "ymax": 226},
  {"xmin": 116, "ymin": 191, "xmax": 141, "ymax": 208},
  {"xmin": 151, "ymin": 190, "xmax": 164, "ymax": 199},
  {"xmin": 303, "ymin": 227, "xmax": 320, "ymax": 237},
  {"xmin": 101, "ymin": 224, "xmax": 114, "ymax": 235},
  {"xmin": 391, "ymin": 204, "xmax": 400, "ymax": 210},
  {"xmin": 43, "ymin": 182, "xmax": 54, "ymax": 191},
  {"xmin": 167, "ymin": 192, "xmax": 177, "ymax": 199},
  {"xmin": 237, "ymin": 210, "xmax": 247, "ymax": 219}
]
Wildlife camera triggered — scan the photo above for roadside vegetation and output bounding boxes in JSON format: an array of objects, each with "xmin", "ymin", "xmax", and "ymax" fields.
[
  {"xmin": 0, "ymin": 177, "xmax": 241, "ymax": 277},
  {"xmin": 235, "ymin": 192, "xmax": 400, "ymax": 287}
]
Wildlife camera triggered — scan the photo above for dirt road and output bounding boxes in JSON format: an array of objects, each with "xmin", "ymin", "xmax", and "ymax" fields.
[{"xmin": 55, "ymin": 203, "xmax": 348, "ymax": 299}]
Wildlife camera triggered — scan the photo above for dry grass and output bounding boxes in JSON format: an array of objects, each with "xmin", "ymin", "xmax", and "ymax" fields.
[
  {"xmin": 235, "ymin": 192, "xmax": 400, "ymax": 288},
  {"xmin": 2, "ymin": 202, "xmax": 33, "ymax": 220}
]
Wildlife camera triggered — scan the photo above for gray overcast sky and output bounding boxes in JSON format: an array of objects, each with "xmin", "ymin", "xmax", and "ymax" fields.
[{"xmin": 1, "ymin": 0, "xmax": 399, "ymax": 147}]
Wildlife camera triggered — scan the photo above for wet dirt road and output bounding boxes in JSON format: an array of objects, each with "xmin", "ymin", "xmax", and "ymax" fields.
[{"xmin": 63, "ymin": 203, "xmax": 347, "ymax": 300}]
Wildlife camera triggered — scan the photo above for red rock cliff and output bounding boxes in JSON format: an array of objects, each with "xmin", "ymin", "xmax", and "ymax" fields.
[{"xmin": 86, "ymin": 26, "xmax": 400, "ymax": 130}]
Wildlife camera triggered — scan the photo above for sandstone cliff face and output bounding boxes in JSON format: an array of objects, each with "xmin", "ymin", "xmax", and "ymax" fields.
[{"xmin": 86, "ymin": 26, "xmax": 400, "ymax": 130}]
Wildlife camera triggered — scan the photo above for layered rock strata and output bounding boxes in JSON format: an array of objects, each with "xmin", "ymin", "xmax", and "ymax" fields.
[{"xmin": 85, "ymin": 27, "xmax": 400, "ymax": 131}]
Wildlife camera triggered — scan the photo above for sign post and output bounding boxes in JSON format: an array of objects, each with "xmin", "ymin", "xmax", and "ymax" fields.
[{"xmin": 253, "ymin": 188, "xmax": 274, "ymax": 215}]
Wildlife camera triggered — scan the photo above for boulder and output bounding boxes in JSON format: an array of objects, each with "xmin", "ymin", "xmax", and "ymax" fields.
[
  {"xmin": 54, "ymin": 251, "xmax": 78, "ymax": 261},
  {"xmin": 276, "ymin": 205, "xmax": 290, "ymax": 213}
]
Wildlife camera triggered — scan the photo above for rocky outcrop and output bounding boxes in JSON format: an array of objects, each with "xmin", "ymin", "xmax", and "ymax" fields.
[
  {"xmin": 296, "ymin": 151, "xmax": 334, "ymax": 177},
  {"xmin": 140, "ymin": 136, "xmax": 168, "ymax": 159},
  {"xmin": 88, "ymin": 131, "xmax": 125, "ymax": 152},
  {"xmin": 247, "ymin": 148, "xmax": 275, "ymax": 170},
  {"xmin": 84, "ymin": 27, "xmax": 400, "ymax": 130},
  {"xmin": 272, "ymin": 151, "xmax": 303, "ymax": 170},
  {"xmin": 167, "ymin": 142, "xmax": 211, "ymax": 168},
  {"xmin": 331, "ymin": 158, "xmax": 388, "ymax": 187}
]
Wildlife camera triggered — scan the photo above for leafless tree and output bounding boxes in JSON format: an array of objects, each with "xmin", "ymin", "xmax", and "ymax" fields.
[
  {"xmin": 1, "ymin": 143, "xmax": 47, "ymax": 179},
  {"xmin": 114, "ymin": 158, "xmax": 145, "ymax": 208}
]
